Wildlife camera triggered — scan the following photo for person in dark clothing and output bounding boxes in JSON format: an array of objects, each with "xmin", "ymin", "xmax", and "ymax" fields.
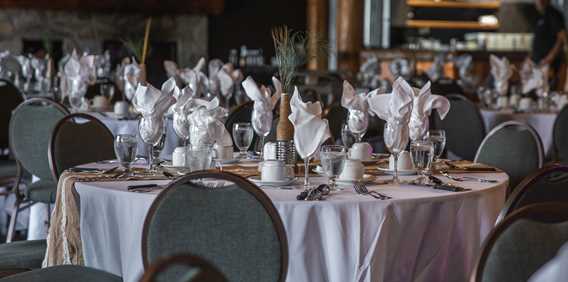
[{"xmin": 532, "ymin": 0, "xmax": 566, "ymax": 71}]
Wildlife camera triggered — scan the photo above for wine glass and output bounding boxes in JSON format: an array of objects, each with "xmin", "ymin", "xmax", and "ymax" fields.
[
  {"xmin": 427, "ymin": 130, "xmax": 446, "ymax": 165},
  {"xmin": 114, "ymin": 134, "xmax": 137, "ymax": 174},
  {"xmin": 341, "ymin": 124, "xmax": 357, "ymax": 149},
  {"xmin": 384, "ymin": 122, "xmax": 409, "ymax": 184},
  {"xmin": 347, "ymin": 110, "xmax": 368, "ymax": 143},
  {"xmin": 232, "ymin": 123, "xmax": 253, "ymax": 159},
  {"xmin": 252, "ymin": 111, "xmax": 272, "ymax": 159},
  {"xmin": 139, "ymin": 117, "xmax": 167, "ymax": 172},
  {"xmin": 187, "ymin": 144, "xmax": 214, "ymax": 172},
  {"xmin": 410, "ymin": 140, "xmax": 434, "ymax": 184},
  {"xmin": 319, "ymin": 145, "xmax": 346, "ymax": 191}
]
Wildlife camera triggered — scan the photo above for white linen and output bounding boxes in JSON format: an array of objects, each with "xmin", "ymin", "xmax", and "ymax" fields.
[
  {"xmin": 288, "ymin": 87, "xmax": 332, "ymax": 159},
  {"xmin": 409, "ymin": 81, "xmax": 450, "ymax": 141},
  {"xmin": 520, "ymin": 60, "xmax": 549, "ymax": 95},
  {"xmin": 529, "ymin": 242, "xmax": 568, "ymax": 282},
  {"xmin": 480, "ymin": 109, "xmax": 557, "ymax": 157},
  {"xmin": 490, "ymin": 55, "xmax": 513, "ymax": 96},
  {"xmin": 76, "ymin": 172, "xmax": 508, "ymax": 282}
]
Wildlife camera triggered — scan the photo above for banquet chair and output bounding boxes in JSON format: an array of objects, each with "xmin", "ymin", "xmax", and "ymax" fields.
[
  {"xmin": 7, "ymin": 97, "xmax": 69, "ymax": 242},
  {"xmin": 142, "ymin": 171, "xmax": 288, "ymax": 282},
  {"xmin": 470, "ymin": 203, "xmax": 568, "ymax": 282},
  {"xmin": 553, "ymin": 105, "xmax": 568, "ymax": 163},
  {"xmin": 0, "ymin": 79, "xmax": 24, "ymax": 189},
  {"xmin": 474, "ymin": 121, "xmax": 544, "ymax": 195},
  {"xmin": 433, "ymin": 94, "xmax": 485, "ymax": 160},
  {"xmin": 139, "ymin": 254, "xmax": 227, "ymax": 282},
  {"xmin": 0, "ymin": 265, "xmax": 122, "ymax": 282},
  {"xmin": 48, "ymin": 113, "xmax": 115, "ymax": 180},
  {"xmin": 324, "ymin": 103, "xmax": 348, "ymax": 141},
  {"xmin": 496, "ymin": 164, "xmax": 568, "ymax": 224}
]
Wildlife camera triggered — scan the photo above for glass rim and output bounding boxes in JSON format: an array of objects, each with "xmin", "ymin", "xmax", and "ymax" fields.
[
  {"xmin": 233, "ymin": 122, "xmax": 251, "ymax": 127},
  {"xmin": 320, "ymin": 145, "xmax": 346, "ymax": 151}
]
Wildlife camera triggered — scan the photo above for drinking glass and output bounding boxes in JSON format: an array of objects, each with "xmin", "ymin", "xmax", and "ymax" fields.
[
  {"xmin": 347, "ymin": 110, "xmax": 368, "ymax": 143},
  {"xmin": 252, "ymin": 111, "xmax": 272, "ymax": 159},
  {"xmin": 319, "ymin": 145, "xmax": 346, "ymax": 191},
  {"xmin": 410, "ymin": 140, "xmax": 434, "ymax": 184},
  {"xmin": 232, "ymin": 123, "xmax": 253, "ymax": 158},
  {"xmin": 114, "ymin": 134, "xmax": 137, "ymax": 172},
  {"xmin": 384, "ymin": 122, "xmax": 409, "ymax": 184},
  {"xmin": 341, "ymin": 124, "xmax": 357, "ymax": 149},
  {"xmin": 139, "ymin": 117, "xmax": 167, "ymax": 172},
  {"xmin": 427, "ymin": 130, "xmax": 446, "ymax": 164},
  {"xmin": 187, "ymin": 144, "xmax": 214, "ymax": 172}
]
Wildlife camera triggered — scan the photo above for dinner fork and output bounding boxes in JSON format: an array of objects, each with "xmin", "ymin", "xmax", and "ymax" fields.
[
  {"xmin": 440, "ymin": 170, "xmax": 497, "ymax": 183},
  {"xmin": 353, "ymin": 182, "xmax": 391, "ymax": 200}
]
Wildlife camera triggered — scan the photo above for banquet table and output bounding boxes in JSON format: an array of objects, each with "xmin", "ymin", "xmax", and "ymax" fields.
[
  {"xmin": 87, "ymin": 112, "xmax": 180, "ymax": 159},
  {"xmin": 480, "ymin": 109, "xmax": 558, "ymax": 157},
  {"xmin": 73, "ymin": 169, "xmax": 508, "ymax": 282}
]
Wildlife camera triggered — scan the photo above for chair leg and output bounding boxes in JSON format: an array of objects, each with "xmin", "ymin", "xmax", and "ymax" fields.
[{"xmin": 6, "ymin": 200, "xmax": 20, "ymax": 243}]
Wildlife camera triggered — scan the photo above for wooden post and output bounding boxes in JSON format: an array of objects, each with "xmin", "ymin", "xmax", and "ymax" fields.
[
  {"xmin": 336, "ymin": 0, "xmax": 363, "ymax": 75},
  {"xmin": 307, "ymin": 0, "xmax": 328, "ymax": 71}
]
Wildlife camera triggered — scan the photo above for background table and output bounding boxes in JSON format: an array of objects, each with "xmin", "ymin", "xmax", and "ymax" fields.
[
  {"xmin": 75, "ymin": 172, "xmax": 508, "ymax": 282},
  {"xmin": 87, "ymin": 112, "xmax": 180, "ymax": 160},
  {"xmin": 480, "ymin": 109, "xmax": 558, "ymax": 157}
]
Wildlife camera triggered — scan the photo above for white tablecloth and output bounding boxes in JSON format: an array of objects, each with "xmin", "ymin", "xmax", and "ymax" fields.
[
  {"xmin": 480, "ymin": 109, "xmax": 558, "ymax": 157},
  {"xmin": 75, "ymin": 173, "xmax": 508, "ymax": 282},
  {"xmin": 87, "ymin": 112, "xmax": 180, "ymax": 160}
]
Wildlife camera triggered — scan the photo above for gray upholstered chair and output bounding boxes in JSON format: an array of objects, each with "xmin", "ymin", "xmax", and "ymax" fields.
[
  {"xmin": 140, "ymin": 254, "xmax": 227, "ymax": 282},
  {"xmin": 0, "ymin": 240, "xmax": 46, "ymax": 276},
  {"xmin": 0, "ymin": 265, "xmax": 122, "ymax": 282},
  {"xmin": 142, "ymin": 171, "xmax": 288, "ymax": 282},
  {"xmin": 475, "ymin": 121, "xmax": 544, "ymax": 195},
  {"xmin": 496, "ymin": 165, "xmax": 568, "ymax": 223},
  {"xmin": 470, "ymin": 203, "xmax": 568, "ymax": 282},
  {"xmin": 433, "ymin": 94, "xmax": 486, "ymax": 160},
  {"xmin": 553, "ymin": 106, "xmax": 568, "ymax": 163},
  {"xmin": 0, "ymin": 79, "xmax": 24, "ymax": 189},
  {"xmin": 7, "ymin": 98, "xmax": 69, "ymax": 242},
  {"xmin": 48, "ymin": 113, "xmax": 115, "ymax": 180}
]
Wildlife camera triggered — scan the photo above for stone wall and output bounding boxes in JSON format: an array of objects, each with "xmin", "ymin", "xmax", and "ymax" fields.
[{"xmin": 0, "ymin": 8, "xmax": 207, "ymax": 67}]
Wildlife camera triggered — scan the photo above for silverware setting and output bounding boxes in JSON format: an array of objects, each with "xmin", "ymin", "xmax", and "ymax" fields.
[
  {"xmin": 353, "ymin": 182, "xmax": 391, "ymax": 200},
  {"xmin": 440, "ymin": 170, "xmax": 498, "ymax": 183}
]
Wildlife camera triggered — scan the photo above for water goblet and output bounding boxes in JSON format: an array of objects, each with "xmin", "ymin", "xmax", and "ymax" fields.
[
  {"xmin": 252, "ymin": 111, "xmax": 272, "ymax": 159},
  {"xmin": 232, "ymin": 123, "xmax": 254, "ymax": 159},
  {"xmin": 341, "ymin": 124, "xmax": 357, "ymax": 149},
  {"xmin": 347, "ymin": 109, "xmax": 368, "ymax": 143},
  {"xmin": 114, "ymin": 134, "xmax": 137, "ymax": 174},
  {"xmin": 187, "ymin": 144, "xmax": 214, "ymax": 172},
  {"xmin": 384, "ymin": 122, "xmax": 409, "ymax": 184},
  {"xmin": 410, "ymin": 139, "xmax": 434, "ymax": 184},
  {"xmin": 427, "ymin": 130, "xmax": 446, "ymax": 164},
  {"xmin": 319, "ymin": 145, "xmax": 346, "ymax": 191}
]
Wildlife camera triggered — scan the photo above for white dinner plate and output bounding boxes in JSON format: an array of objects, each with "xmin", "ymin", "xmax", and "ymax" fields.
[
  {"xmin": 377, "ymin": 164, "xmax": 417, "ymax": 175},
  {"xmin": 335, "ymin": 174, "xmax": 376, "ymax": 185},
  {"xmin": 248, "ymin": 176, "xmax": 296, "ymax": 187}
]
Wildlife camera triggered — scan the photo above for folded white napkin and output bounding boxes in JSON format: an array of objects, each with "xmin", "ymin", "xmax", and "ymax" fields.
[
  {"xmin": 426, "ymin": 55, "xmax": 444, "ymax": 82},
  {"xmin": 409, "ymin": 81, "xmax": 450, "ymax": 140},
  {"xmin": 342, "ymin": 80, "xmax": 369, "ymax": 112},
  {"xmin": 367, "ymin": 77, "xmax": 414, "ymax": 150},
  {"xmin": 133, "ymin": 81, "xmax": 177, "ymax": 144},
  {"xmin": 490, "ymin": 55, "xmax": 513, "ymax": 96},
  {"xmin": 288, "ymin": 87, "xmax": 331, "ymax": 159},
  {"xmin": 389, "ymin": 58, "xmax": 414, "ymax": 80},
  {"xmin": 242, "ymin": 76, "xmax": 280, "ymax": 136},
  {"xmin": 455, "ymin": 54, "xmax": 477, "ymax": 88},
  {"xmin": 117, "ymin": 57, "xmax": 142, "ymax": 101},
  {"xmin": 0, "ymin": 51, "xmax": 21, "ymax": 82},
  {"xmin": 172, "ymin": 85, "xmax": 195, "ymax": 140},
  {"xmin": 187, "ymin": 100, "xmax": 232, "ymax": 147},
  {"xmin": 520, "ymin": 60, "xmax": 549, "ymax": 95},
  {"xmin": 60, "ymin": 50, "xmax": 94, "ymax": 100}
]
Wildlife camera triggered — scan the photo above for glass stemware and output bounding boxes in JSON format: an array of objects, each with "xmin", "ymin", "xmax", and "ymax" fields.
[
  {"xmin": 341, "ymin": 124, "xmax": 357, "ymax": 149},
  {"xmin": 252, "ymin": 111, "xmax": 272, "ymax": 159},
  {"xmin": 347, "ymin": 110, "xmax": 368, "ymax": 143},
  {"xmin": 114, "ymin": 134, "xmax": 137, "ymax": 174},
  {"xmin": 384, "ymin": 122, "xmax": 409, "ymax": 184},
  {"xmin": 232, "ymin": 123, "xmax": 254, "ymax": 159},
  {"xmin": 319, "ymin": 145, "xmax": 346, "ymax": 191},
  {"xmin": 410, "ymin": 140, "xmax": 434, "ymax": 184},
  {"xmin": 427, "ymin": 130, "xmax": 446, "ymax": 165},
  {"xmin": 139, "ymin": 117, "xmax": 167, "ymax": 172},
  {"xmin": 187, "ymin": 144, "xmax": 214, "ymax": 172}
]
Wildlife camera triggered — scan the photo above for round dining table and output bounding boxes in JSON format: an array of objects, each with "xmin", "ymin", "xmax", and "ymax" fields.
[
  {"xmin": 480, "ymin": 109, "xmax": 558, "ymax": 157},
  {"xmin": 73, "ymin": 169, "xmax": 508, "ymax": 282}
]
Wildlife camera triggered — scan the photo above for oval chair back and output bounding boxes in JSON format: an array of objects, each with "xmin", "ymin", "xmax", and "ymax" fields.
[
  {"xmin": 553, "ymin": 105, "xmax": 568, "ymax": 163},
  {"xmin": 0, "ymin": 79, "xmax": 24, "ymax": 154},
  {"xmin": 140, "ymin": 254, "xmax": 227, "ymax": 282},
  {"xmin": 496, "ymin": 164, "xmax": 568, "ymax": 224},
  {"xmin": 9, "ymin": 98, "xmax": 69, "ymax": 181},
  {"xmin": 48, "ymin": 113, "xmax": 115, "ymax": 181},
  {"xmin": 471, "ymin": 203, "xmax": 568, "ymax": 282},
  {"xmin": 142, "ymin": 171, "xmax": 288, "ymax": 282},
  {"xmin": 474, "ymin": 121, "xmax": 544, "ymax": 195},
  {"xmin": 433, "ymin": 94, "xmax": 486, "ymax": 160}
]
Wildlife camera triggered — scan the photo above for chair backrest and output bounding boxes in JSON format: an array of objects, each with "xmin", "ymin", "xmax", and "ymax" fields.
[
  {"xmin": 140, "ymin": 254, "xmax": 227, "ymax": 282},
  {"xmin": 496, "ymin": 164, "xmax": 568, "ymax": 223},
  {"xmin": 475, "ymin": 121, "xmax": 544, "ymax": 194},
  {"xmin": 48, "ymin": 113, "xmax": 115, "ymax": 180},
  {"xmin": 553, "ymin": 105, "xmax": 568, "ymax": 163},
  {"xmin": 0, "ymin": 79, "xmax": 24, "ymax": 154},
  {"xmin": 471, "ymin": 203, "xmax": 568, "ymax": 282},
  {"xmin": 142, "ymin": 171, "xmax": 288, "ymax": 282},
  {"xmin": 433, "ymin": 94, "xmax": 486, "ymax": 160},
  {"xmin": 324, "ymin": 103, "xmax": 347, "ymax": 141},
  {"xmin": 9, "ymin": 98, "xmax": 69, "ymax": 180}
]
